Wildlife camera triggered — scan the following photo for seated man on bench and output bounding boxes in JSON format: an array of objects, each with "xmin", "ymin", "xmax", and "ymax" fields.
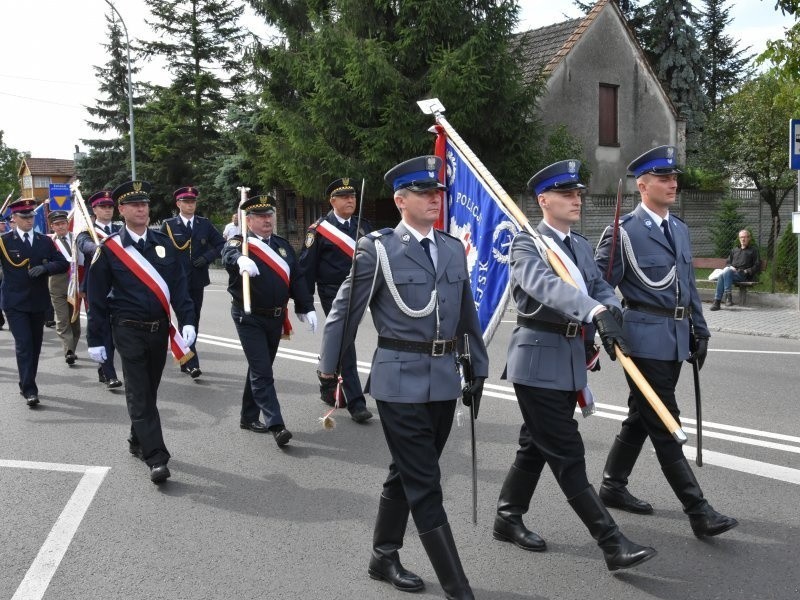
[{"xmin": 710, "ymin": 229, "xmax": 760, "ymax": 311}]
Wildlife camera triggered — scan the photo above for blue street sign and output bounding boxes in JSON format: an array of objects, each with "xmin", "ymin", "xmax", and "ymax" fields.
[
  {"xmin": 790, "ymin": 119, "xmax": 800, "ymax": 170},
  {"xmin": 49, "ymin": 183, "xmax": 72, "ymax": 211}
]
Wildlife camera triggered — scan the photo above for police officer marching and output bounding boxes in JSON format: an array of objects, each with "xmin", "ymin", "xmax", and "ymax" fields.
[
  {"xmin": 160, "ymin": 186, "xmax": 225, "ymax": 379},
  {"xmin": 595, "ymin": 146, "xmax": 738, "ymax": 538},
  {"xmin": 492, "ymin": 160, "xmax": 656, "ymax": 571},
  {"xmin": 77, "ymin": 190, "xmax": 123, "ymax": 389},
  {"xmin": 318, "ymin": 156, "xmax": 488, "ymax": 599},
  {"xmin": 222, "ymin": 195, "xmax": 316, "ymax": 447},
  {"xmin": 47, "ymin": 210, "xmax": 82, "ymax": 365},
  {"xmin": 0, "ymin": 198, "xmax": 68, "ymax": 407},
  {"xmin": 299, "ymin": 177, "xmax": 373, "ymax": 423},
  {"xmin": 86, "ymin": 181, "xmax": 196, "ymax": 484}
]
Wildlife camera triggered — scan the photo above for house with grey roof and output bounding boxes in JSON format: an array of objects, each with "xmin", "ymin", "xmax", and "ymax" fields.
[{"xmin": 518, "ymin": 0, "xmax": 684, "ymax": 195}]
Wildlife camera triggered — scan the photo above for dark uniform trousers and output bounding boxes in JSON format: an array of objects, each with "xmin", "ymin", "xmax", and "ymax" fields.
[
  {"xmin": 512, "ymin": 385, "xmax": 590, "ymax": 500},
  {"xmin": 318, "ymin": 284, "xmax": 364, "ymax": 411},
  {"xmin": 183, "ymin": 287, "xmax": 204, "ymax": 370},
  {"xmin": 377, "ymin": 399, "xmax": 456, "ymax": 533},
  {"xmin": 7, "ymin": 308, "xmax": 46, "ymax": 396},
  {"xmin": 113, "ymin": 319, "xmax": 170, "ymax": 467},
  {"xmin": 619, "ymin": 357, "xmax": 685, "ymax": 466},
  {"xmin": 233, "ymin": 305, "xmax": 285, "ymax": 428}
]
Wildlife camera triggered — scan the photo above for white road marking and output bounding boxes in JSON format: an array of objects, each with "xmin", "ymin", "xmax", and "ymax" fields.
[{"xmin": 0, "ymin": 460, "xmax": 110, "ymax": 600}]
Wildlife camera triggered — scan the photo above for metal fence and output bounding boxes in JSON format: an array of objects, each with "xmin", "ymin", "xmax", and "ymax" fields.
[{"xmin": 523, "ymin": 188, "xmax": 797, "ymax": 257}]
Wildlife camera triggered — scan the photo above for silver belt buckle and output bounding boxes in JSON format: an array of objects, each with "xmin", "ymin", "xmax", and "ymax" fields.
[
  {"xmin": 273, "ymin": 307, "xmax": 283, "ymax": 317},
  {"xmin": 431, "ymin": 340, "xmax": 447, "ymax": 356},
  {"xmin": 673, "ymin": 306, "xmax": 685, "ymax": 320},
  {"xmin": 565, "ymin": 322, "xmax": 579, "ymax": 338},
  {"xmin": 149, "ymin": 321, "xmax": 160, "ymax": 332}
]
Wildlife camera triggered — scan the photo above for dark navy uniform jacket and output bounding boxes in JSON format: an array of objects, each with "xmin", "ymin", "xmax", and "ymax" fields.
[
  {"xmin": 86, "ymin": 228, "xmax": 195, "ymax": 347},
  {"xmin": 595, "ymin": 204, "xmax": 709, "ymax": 362},
  {"xmin": 0, "ymin": 229, "xmax": 68, "ymax": 312},
  {"xmin": 77, "ymin": 223, "xmax": 122, "ymax": 294},
  {"xmin": 159, "ymin": 215, "xmax": 225, "ymax": 290},
  {"xmin": 298, "ymin": 211, "xmax": 372, "ymax": 292},
  {"xmin": 221, "ymin": 232, "xmax": 314, "ymax": 314}
]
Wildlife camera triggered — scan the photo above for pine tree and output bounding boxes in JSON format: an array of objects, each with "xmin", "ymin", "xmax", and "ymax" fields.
[
  {"xmin": 0, "ymin": 131, "xmax": 24, "ymax": 198},
  {"xmin": 245, "ymin": 0, "xmax": 541, "ymax": 203},
  {"xmin": 78, "ymin": 13, "xmax": 145, "ymax": 193},
  {"xmin": 643, "ymin": 0, "xmax": 707, "ymax": 131},
  {"xmin": 698, "ymin": 0, "xmax": 753, "ymax": 110},
  {"xmin": 137, "ymin": 0, "xmax": 247, "ymax": 217}
]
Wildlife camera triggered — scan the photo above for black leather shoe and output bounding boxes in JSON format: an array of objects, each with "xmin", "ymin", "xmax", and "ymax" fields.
[
  {"xmin": 106, "ymin": 378, "xmax": 122, "ymax": 389},
  {"xmin": 271, "ymin": 427, "xmax": 292, "ymax": 447},
  {"xmin": 240, "ymin": 421, "xmax": 268, "ymax": 433},
  {"xmin": 26, "ymin": 394, "xmax": 40, "ymax": 408},
  {"xmin": 65, "ymin": 350, "xmax": 77, "ymax": 365},
  {"xmin": 350, "ymin": 407, "xmax": 373, "ymax": 423},
  {"xmin": 493, "ymin": 515, "xmax": 547, "ymax": 552},
  {"xmin": 149, "ymin": 464, "xmax": 171, "ymax": 483},
  {"xmin": 599, "ymin": 485, "xmax": 653, "ymax": 515},
  {"xmin": 98, "ymin": 369, "xmax": 108, "ymax": 384},
  {"xmin": 368, "ymin": 554, "xmax": 425, "ymax": 592},
  {"xmin": 188, "ymin": 367, "xmax": 202, "ymax": 379},
  {"xmin": 45, "ymin": 320, "xmax": 56, "ymax": 328}
]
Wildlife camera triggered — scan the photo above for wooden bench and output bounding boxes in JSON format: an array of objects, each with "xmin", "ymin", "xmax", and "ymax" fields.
[{"xmin": 692, "ymin": 257, "xmax": 766, "ymax": 306}]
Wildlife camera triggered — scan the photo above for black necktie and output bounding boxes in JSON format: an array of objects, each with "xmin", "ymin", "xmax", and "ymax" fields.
[
  {"xmin": 563, "ymin": 235, "xmax": 577, "ymax": 262},
  {"xmin": 104, "ymin": 225, "xmax": 111, "ymax": 235},
  {"xmin": 661, "ymin": 220, "xmax": 675, "ymax": 252},
  {"xmin": 186, "ymin": 220, "xmax": 193, "ymax": 236},
  {"xmin": 23, "ymin": 232, "xmax": 31, "ymax": 247},
  {"xmin": 60, "ymin": 236, "xmax": 71, "ymax": 257},
  {"xmin": 136, "ymin": 238, "xmax": 145, "ymax": 253},
  {"xmin": 340, "ymin": 220, "xmax": 349, "ymax": 231},
  {"xmin": 420, "ymin": 238, "xmax": 434, "ymax": 268}
]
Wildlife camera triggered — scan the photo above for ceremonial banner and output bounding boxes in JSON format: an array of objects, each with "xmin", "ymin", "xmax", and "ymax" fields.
[{"xmin": 436, "ymin": 128, "xmax": 520, "ymax": 344}]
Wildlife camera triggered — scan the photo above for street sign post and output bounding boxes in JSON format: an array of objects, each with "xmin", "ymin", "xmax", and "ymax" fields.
[{"xmin": 790, "ymin": 120, "xmax": 800, "ymax": 310}]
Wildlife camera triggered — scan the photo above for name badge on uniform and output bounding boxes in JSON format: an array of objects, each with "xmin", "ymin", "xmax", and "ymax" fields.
[
  {"xmin": 278, "ymin": 247, "xmax": 287, "ymax": 257},
  {"xmin": 155, "ymin": 246, "xmax": 166, "ymax": 258}
]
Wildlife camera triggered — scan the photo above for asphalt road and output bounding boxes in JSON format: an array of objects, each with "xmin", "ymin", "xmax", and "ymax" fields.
[{"xmin": 2, "ymin": 282, "xmax": 799, "ymax": 600}]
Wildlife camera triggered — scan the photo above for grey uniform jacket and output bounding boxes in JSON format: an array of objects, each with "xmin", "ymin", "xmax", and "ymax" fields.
[
  {"xmin": 595, "ymin": 204, "xmax": 709, "ymax": 362},
  {"xmin": 317, "ymin": 222, "xmax": 489, "ymax": 403},
  {"xmin": 503, "ymin": 222, "xmax": 620, "ymax": 392}
]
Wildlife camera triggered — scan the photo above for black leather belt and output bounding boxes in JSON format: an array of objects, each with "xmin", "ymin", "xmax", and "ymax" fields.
[
  {"xmin": 516, "ymin": 315, "xmax": 582, "ymax": 338},
  {"xmin": 378, "ymin": 336, "xmax": 458, "ymax": 357},
  {"xmin": 117, "ymin": 318, "xmax": 167, "ymax": 332},
  {"xmin": 232, "ymin": 302, "xmax": 283, "ymax": 317},
  {"xmin": 625, "ymin": 300, "xmax": 689, "ymax": 320}
]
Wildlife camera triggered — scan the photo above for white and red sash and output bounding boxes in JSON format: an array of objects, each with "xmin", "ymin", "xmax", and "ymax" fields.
[
  {"xmin": 247, "ymin": 236, "xmax": 293, "ymax": 338},
  {"xmin": 94, "ymin": 224, "xmax": 111, "ymax": 240},
  {"xmin": 316, "ymin": 220, "xmax": 356, "ymax": 259},
  {"xmin": 104, "ymin": 236, "xmax": 193, "ymax": 364}
]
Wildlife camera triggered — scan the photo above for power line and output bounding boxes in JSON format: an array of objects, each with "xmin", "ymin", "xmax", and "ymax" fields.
[
  {"xmin": 0, "ymin": 90, "xmax": 85, "ymax": 110},
  {"xmin": 0, "ymin": 72, "xmax": 94, "ymax": 87}
]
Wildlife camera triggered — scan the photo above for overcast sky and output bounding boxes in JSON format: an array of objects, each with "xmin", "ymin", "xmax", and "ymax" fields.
[{"xmin": 0, "ymin": 0, "xmax": 795, "ymax": 160}]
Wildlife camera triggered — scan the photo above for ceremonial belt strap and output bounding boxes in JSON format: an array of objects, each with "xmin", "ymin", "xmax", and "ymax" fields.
[
  {"xmin": 248, "ymin": 237, "xmax": 290, "ymax": 286},
  {"xmin": 516, "ymin": 315, "xmax": 582, "ymax": 338},
  {"xmin": 246, "ymin": 237, "xmax": 293, "ymax": 337},
  {"xmin": 625, "ymin": 300, "xmax": 690, "ymax": 320},
  {"xmin": 231, "ymin": 301, "xmax": 283, "ymax": 317},
  {"xmin": 377, "ymin": 336, "xmax": 458, "ymax": 357},
  {"xmin": 316, "ymin": 220, "xmax": 356, "ymax": 259},
  {"xmin": 117, "ymin": 318, "xmax": 168, "ymax": 332},
  {"xmin": 104, "ymin": 236, "xmax": 193, "ymax": 364}
]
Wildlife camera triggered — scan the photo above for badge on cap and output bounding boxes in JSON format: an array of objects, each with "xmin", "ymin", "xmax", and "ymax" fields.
[
  {"xmin": 155, "ymin": 246, "xmax": 166, "ymax": 258},
  {"xmin": 568, "ymin": 161, "xmax": 577, "ymax": 174},
  {"xmin": 342, "ymin": 177, "xmax": 350, "ymax": 187}
]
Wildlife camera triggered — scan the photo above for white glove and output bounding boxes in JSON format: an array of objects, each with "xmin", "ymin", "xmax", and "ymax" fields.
[
  {"xmin": 298, "ymin": 311, "xmax": 318, "ymax": 334},
  {"xmin": 182, "ymin": 325, "xmax": 197, "ymax": 346},
  {"xmin": 88, "ymin": 346, "xmax": 107, "ymax": 363},
  {"xmin": 236, "ymin": 256, "xmax": 259, "ymax": 277}
]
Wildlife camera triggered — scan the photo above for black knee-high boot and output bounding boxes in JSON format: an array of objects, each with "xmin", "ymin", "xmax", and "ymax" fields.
[
  {"xmin": 662, "ymin": 458, "xmax": 738, "ymax": 537},
  {"xmin": 493, "ymin": 465, "xmax": 547, "ymax": 551},
  {"xmin": 568, "ymin": 486, "xmax": 657, "ymax": 571},
  {"xmin": 419, "ymin": 523, "xmax": 473, "ymax": 600},
  {"xmin": 368, "ymin": 495, "xmax": 424, "ymax": 592},
  {"xmin": 599, "ymin": 436, "xmax": 653, "ymax": 514}
]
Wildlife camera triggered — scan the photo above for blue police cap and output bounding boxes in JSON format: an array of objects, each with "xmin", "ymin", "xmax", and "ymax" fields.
[
  {"xmin": 326, "ymin": 178, "xmax": 357, "ymax": 198},
  {"xmin": 627, "ymin": 145, "xmax": 682, "ymax": 177},
  {"xmin": 241, "ymin": 195, "xmax": 276, "ymax": 214},
  {"xmin": 112, "ymin": 181, "xmax": 152, "ymax": 205},
  {"xmin": 384, "ymin": 156, "xmax": 447, "ymax": 192},
  {"xmin": 527, "ymin": 160, "xmax": 586, "ymax": 196}
]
